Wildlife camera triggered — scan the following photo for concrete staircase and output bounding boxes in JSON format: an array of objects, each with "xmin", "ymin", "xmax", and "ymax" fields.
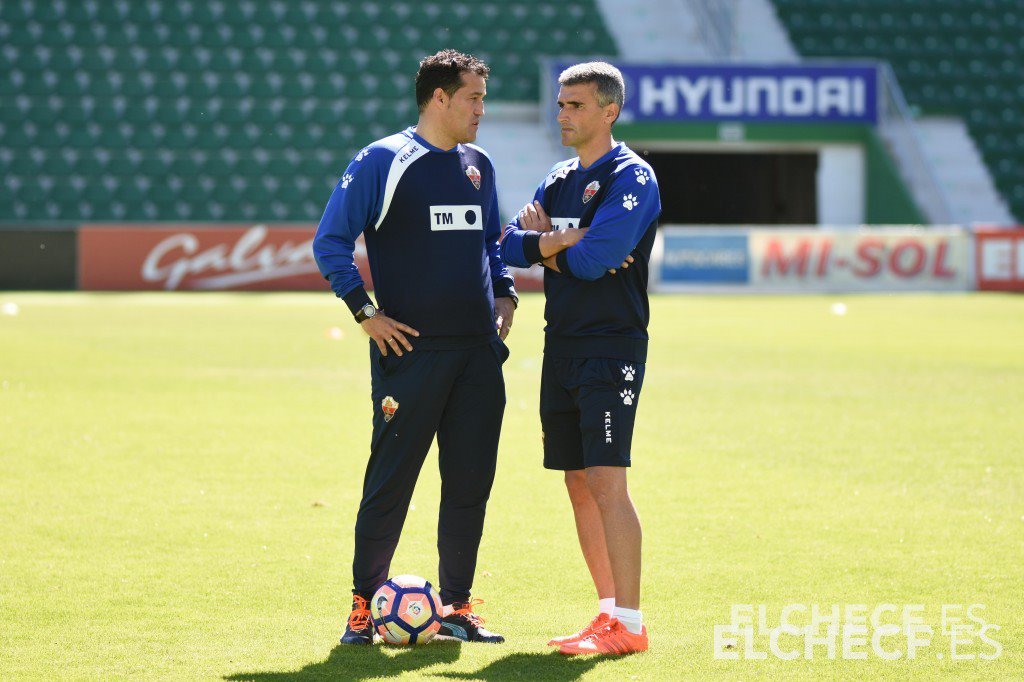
[
  {"xmin": 594, "ymin": 0, "xmax": 711, "ymax": 61},
  {"xmin": 914, "ymin": 117, "xmax": 1015, "ymax": 226}
]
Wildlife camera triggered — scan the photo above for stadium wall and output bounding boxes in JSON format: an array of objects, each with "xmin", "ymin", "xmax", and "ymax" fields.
[
  {"xmin": 2, "ymin": 224, "xmax": 1021, "ymax": 293},
  {"xmin": 0, "ymin": 226, "xmax": 77, "ymax": 290}
]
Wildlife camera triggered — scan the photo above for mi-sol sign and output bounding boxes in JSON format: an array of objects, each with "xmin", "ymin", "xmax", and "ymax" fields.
[
  {"xmin": 78, "ymin": 223, "xmax": 371, "ymax": 291},
  {"xmin": 749, "ymin": 228, "xmax": 970, "ymax": 292}
]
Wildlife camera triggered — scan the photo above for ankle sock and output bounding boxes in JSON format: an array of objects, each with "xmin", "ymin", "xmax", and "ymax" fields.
[
  {"xmin": 613, "ymin": 606, "xmax": 643, "ymax": 634},
  {"xmin": 598, "ymin": 597, "xmax": 616, "ymax": 616}
]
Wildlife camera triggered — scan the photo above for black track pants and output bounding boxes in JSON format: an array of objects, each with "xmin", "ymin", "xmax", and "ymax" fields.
[{"xmin": 352, "ymin": 339, "xmax": 507, "ymax": 603}]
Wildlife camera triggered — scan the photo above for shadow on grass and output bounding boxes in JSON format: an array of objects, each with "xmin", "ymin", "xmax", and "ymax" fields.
[
  {"xmin": 436, "ymin": 651, "xmax": 604, "ymax": 681},
  {"xmin": 225, "ymin": 641, "xmax": 462, "ymax": 681},
  {"xmin": 226, "ymin": 645, "xmax": 606, "ymax": 682}
]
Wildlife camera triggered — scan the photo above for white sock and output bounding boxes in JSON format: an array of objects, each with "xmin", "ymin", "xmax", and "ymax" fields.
[
  {"xmin": 598, "ymin": 597, "xmax": 616, "ymax": 616},
  {"xmin": 613, "ymin": 606, "xmax": 643, "ymax": 634}
]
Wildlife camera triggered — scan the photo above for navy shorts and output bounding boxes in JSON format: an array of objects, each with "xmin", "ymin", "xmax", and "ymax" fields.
[{"xmin": 539, "ymin": 355, "xmax": 645, "ymax": 470}]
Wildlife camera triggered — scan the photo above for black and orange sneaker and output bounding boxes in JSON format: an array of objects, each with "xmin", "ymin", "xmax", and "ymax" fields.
[
  {"xmin": 436, "ymin": 598, "xmax": 504, "ymax": 643},
  {"xmin": 340, "ymin": 594, "xmax": 374, "ymax": 645}
]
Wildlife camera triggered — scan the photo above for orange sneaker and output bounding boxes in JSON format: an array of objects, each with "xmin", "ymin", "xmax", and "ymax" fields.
[
  {"xmin": 547, "ymin": 612, "xmax": 612, "ymax": 646},
  {"xmin": 558, "ymin": 618, "xmax": 648, "ymax": 655}
]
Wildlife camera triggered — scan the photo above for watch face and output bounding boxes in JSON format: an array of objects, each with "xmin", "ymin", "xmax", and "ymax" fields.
[{"xmin": 362, "ymin": 304, "xmax": 376, "ymax": 318}]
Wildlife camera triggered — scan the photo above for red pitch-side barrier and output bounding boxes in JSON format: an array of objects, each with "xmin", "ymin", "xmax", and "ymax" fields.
[
  {"xmin": 78, "ymin": 223, "xmax": 369, "ymax": 291},
  {"xmin": 974, "ymin": 228, "xmax": 1024, "ymax": 292}
]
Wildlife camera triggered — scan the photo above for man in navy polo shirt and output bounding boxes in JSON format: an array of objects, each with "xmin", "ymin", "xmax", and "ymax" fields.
[
  {"xmin": 501, "ymin": 62, "xmax": 661, "ymax": 655},
  {"xmin": 313, "ymin": 50, "xmax": 516, "ymax": 645}
]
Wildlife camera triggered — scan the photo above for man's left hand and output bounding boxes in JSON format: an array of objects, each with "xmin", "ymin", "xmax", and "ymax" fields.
[{"xmin": 494, "ymin": 297, "xmax": 516, "ymax": 340}]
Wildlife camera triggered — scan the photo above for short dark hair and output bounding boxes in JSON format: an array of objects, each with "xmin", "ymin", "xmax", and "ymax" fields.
[
  {"xmin": 415, "ymin": 49, "xmax": 489, "ymax": 111},
  {"xmin": 558, "ymin": 62, "xmax": 625, "ymax": 110}
]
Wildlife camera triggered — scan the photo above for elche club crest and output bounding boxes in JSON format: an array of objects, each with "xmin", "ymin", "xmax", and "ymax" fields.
[
  {"xmin": 465, "ymin": 165, "xmax": 481, "ymax": 190},
  {"xmin": 582, "ymin": 180, "xmax": 600, "ymax": 203},
  {"xmin": 382, "ymin": 396, "xmax": 399, "ymax": 422}
]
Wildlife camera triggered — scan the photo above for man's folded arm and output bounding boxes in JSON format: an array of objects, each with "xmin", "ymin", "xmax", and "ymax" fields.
[
  {"xmin": 499, "ymin": 184, "xmax": 546, "ymax": 268},
  {"xmin": 557, "ymin": 171, "xmax": 660, "ymax": 281}
]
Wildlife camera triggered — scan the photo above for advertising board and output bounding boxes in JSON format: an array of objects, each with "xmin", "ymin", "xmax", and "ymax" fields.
[
  {"xmin": 78, "ymin": 223, "xmax": 369, "ymax": 291},
  {"xmin": 974, "ymin": 228, "xmax": 1024, "ymax": 292},
  {"xmin": 549, "ymin": 62, "xmax": 879, "ymax": 124},
  {"xmin": 749, "ymin": 228, "xmax": 969, "ymax": 292}
]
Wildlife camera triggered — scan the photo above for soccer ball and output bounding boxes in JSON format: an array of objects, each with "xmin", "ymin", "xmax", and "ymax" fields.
[{"xmin": 370, "ymin": 574, "xmax": 443, "ymax": 645}]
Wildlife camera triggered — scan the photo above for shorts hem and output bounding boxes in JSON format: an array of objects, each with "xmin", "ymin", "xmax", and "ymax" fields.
[{"xmin": 543, "ymin": 461, "xmax": 631, "ymax": 471}]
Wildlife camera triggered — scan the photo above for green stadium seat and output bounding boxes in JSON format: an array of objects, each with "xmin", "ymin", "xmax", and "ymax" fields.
[
  {"xmin": 1, "ymin": 0, "xmax": 617, "ymax": 221},
  {"xmin": 777, "ymin": 0, "xmax": 1023, "ymax": 220}
]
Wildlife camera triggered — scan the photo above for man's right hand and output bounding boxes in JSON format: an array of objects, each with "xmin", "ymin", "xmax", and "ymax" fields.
[
  {"xmin": 361, "ymin": 314, "xmax": 420, "ymax": 356},
  {"xmin": 518, "ymin": 200, "xmax": 552, "ymax": 232},
  {"xmin": 520, "ymin": 200, "xmax": 587, "ymax": 257}
]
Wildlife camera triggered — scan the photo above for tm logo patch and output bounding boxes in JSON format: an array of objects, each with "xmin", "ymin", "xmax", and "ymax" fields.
[{"xmin": 430, "ymin": 205, "xmax": 483, "ymax": 231}]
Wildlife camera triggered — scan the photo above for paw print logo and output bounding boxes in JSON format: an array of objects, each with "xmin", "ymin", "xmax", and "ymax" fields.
[
  {"xmin": 341, "ymin": 173, "xmax": 354, "ymax": 189},
  {"xmin": 620, "ymin": 389, "xmax": 635, "ymax": 406},
  {"xmin": 621, "ymin": 365, "xmax": 635, "ymax": 381},
  {"xmin": 355, "ymin": 147, "xmax": 370, "ymax": 161},
  {"xmin": 622, "ymin": 193, "xmax": 638, "ymax": 211},
  {"xmin": 633, "ymin": 168, "xmax": 649, "ymax": 185}
]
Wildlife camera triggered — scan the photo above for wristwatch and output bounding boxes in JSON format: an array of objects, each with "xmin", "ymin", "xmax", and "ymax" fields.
[{"xmin": 354, "ymin": 303, "xmax": 378, "ymax": 323}]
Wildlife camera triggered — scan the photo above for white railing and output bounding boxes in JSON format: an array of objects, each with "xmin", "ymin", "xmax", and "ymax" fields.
[
  {"xmin": 877, "ymin": 62, "xmax": 953, "ymax": 224},
  {"xmin": 687, "ymin": 0, "xmax": 738, "ymax": 60}
]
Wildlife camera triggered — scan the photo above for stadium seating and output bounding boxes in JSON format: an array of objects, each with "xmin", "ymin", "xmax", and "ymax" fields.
[
  {"xmin": 772, "ymin": 0, "xmax": 1023, "ymax": 221},
  {"xmin": 0, "ymin": 0, "xmax": 616, "ymax": 221}
]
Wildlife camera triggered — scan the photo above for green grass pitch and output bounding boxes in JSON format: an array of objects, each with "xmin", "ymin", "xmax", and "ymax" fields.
[{"xmin": 1, "ymin": 292, "xmax": 1022, "ymax": 681}]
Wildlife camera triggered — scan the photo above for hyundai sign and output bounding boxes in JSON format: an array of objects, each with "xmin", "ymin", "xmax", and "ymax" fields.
[{"xmin": 549, "ymin": 63, "xmax": 879, "ymax": 124}]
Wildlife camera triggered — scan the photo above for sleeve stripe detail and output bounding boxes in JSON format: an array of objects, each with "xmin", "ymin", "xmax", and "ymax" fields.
[
  {"xmin": 373, "ymin": 139, "xmax": 429, "ymax": 231},
  {"xmin": 544, "ymin": 158, "xmax": 579, "ymax": 189}
]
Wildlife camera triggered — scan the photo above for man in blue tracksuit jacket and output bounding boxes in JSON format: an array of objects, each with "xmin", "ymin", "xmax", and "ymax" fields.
[
  {"xmin": 313, "ymin": 50, "xmax": 516, "ymax": 645},
  {"xmin": 500, "ymin": 62, "xmax": 661, "ymax": 655}
]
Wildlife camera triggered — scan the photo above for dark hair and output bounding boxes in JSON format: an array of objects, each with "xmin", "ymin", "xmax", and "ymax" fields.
[
  {"xmin": 558, "ymin": 62, "xmax": 625, "ymax": 110},
  {"xmin": 415, "ymin": 49, "xmax": 489, "ymax": 111}
]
